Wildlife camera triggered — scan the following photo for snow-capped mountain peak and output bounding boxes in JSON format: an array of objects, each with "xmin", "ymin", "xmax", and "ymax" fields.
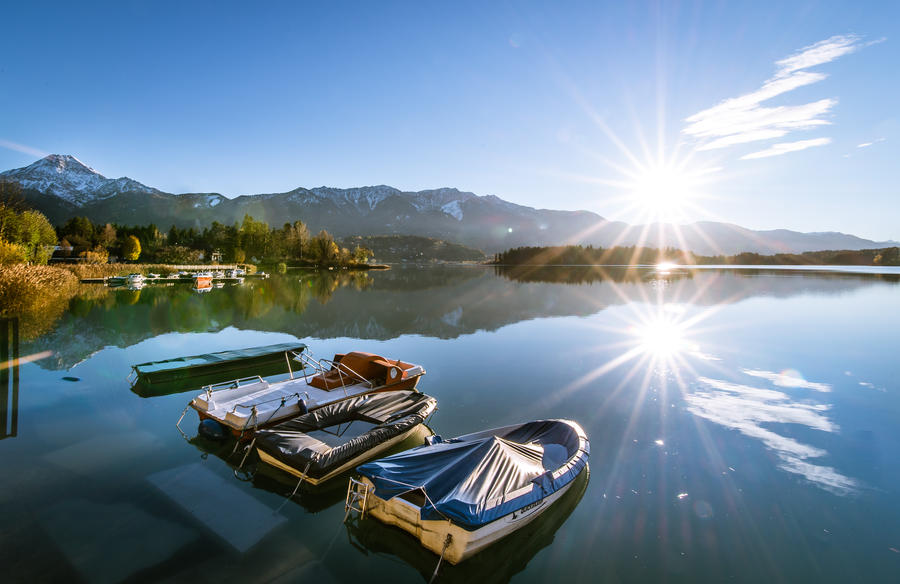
[{"xmin": 0, "ymin": 154, "xmax": 160, "ymax": 206}]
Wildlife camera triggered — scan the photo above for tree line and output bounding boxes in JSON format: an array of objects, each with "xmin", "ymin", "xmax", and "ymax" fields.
[
  {"xmin": 55, "ymin": 214, "xmax": 374, "ymax": 265},
  {"xmin": 493, "ymin": 245, "xmax": 900, "ymax": 267},
  {"xmin": 493, "ymin": 245, "xmax": 691, "ymax": 266},
  {"xmin": 1, "ymin": 180, "xmax": 373, "ymax": 266}
]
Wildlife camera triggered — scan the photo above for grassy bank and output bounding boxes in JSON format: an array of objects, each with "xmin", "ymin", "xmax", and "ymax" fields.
[{"xmin": 0, "ymin": 264, "xmax": 82, "ymax": 339}]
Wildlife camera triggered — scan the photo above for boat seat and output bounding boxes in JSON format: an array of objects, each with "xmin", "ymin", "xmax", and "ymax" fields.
[{"xmin": 308, "ymin": 352, "xmax": 392, "ymax": 390}]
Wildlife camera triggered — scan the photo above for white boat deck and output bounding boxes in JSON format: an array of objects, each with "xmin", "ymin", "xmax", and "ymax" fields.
[{"xmin": 192, "ymin": 376, "xmax": 376, "ymax": 431}]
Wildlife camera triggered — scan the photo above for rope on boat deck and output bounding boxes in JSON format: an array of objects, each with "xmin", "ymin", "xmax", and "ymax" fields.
[
  {"xmin": 230, "ymin": 405, "xmax": 259, "ymax": 455},
  {"xmin": 229, "ymin": 393, "xmax": 306, "ymax": 456},
  {"xmin": 429, "ymin": 534, "xmax": 453, "ymax": 584}
]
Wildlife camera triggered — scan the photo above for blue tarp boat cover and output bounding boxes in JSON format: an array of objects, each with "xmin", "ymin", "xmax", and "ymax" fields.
[{"xmin": 356, "ymin": 419, "xmax": 589, "ymax": 529}]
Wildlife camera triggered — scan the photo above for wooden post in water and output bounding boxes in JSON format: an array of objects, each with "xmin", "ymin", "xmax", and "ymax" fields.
[
  {"xmin": 0, "ymin": 317, "xmax": 18, "ymax": 439},
  {"xmin": 0, "ymin": 318, "xmax": 8, "ymax": 438},
  {"xmin": 10, "ymin": 318, "xmax": 18, "ymax": 438}
]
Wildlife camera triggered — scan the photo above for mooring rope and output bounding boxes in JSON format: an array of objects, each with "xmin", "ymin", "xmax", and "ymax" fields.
[
  {"xmin": 429, "ymin": 533, "xmax": 453, "ymax": 584},
  {"xmin": 274, "ymin": 459, "xmax": 314, "ymax": 514}
]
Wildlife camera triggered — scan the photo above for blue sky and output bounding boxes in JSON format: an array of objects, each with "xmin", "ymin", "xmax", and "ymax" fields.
[{"xmin": 1, "ymin": 1, "xmax": 897, "ymax": 240}]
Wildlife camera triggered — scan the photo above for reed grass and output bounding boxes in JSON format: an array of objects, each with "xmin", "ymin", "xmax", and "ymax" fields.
[{"xmin": 0, "ymin": 264, "xmax": 81, "ymax": 339}]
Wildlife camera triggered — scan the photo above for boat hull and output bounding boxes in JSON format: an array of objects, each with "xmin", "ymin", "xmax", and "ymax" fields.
[
  {"xmin": 359, "ymin": 466, "xmax": 585, "ymax": 564},
  {"xmin": 257, "ymin": 424, "xmax": 431, "ymax": 486}
]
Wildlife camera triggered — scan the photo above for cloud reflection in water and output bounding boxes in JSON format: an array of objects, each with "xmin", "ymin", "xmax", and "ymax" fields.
[{"xmin": 686, "ymin": 374, "xmax": 857, "ymax": 494}]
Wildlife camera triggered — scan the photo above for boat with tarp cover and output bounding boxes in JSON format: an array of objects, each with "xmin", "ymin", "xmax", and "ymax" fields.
[
  {"xmin": 130, "ymin": 342, "xmax": 306, "ymax": 393},
  {"xmin": 255, "ymin": 390, "xmax": 437, "ymax": 486},
  {"xmin": 184, "ymin": 350, "xmax": 426, "ymax": 438},
  {"xmin": 348, "ymin": 419, "xmax": 589, "ymax": 564}
]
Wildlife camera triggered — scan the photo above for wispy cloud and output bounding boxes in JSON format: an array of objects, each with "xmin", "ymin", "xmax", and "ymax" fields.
[
  {"xmin": 741, "ymin": 138, "xmax": 832, "ymax": 160},
  {"xmin": 741, "ymin": 368, "xmax": 831, "ymax": 391},
  {"xmin": 0, "ymin": 138, "xmax": 48, "ymax": 158},
  {"xmin": 774, "ymin": 35, "xmax": 868, "ymax": 78},
  {"xmin": 683, "ymin": 34, "xmax": 875, "ymax": 159},
  {"xmin": 857, "ymin": 137, "xmax": 886, "ymax": 148}
]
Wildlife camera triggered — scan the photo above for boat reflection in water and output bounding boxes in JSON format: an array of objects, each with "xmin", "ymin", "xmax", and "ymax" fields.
[{"xmin": 346, "ymin": 466, "xmax": 589, "ymax": 583}]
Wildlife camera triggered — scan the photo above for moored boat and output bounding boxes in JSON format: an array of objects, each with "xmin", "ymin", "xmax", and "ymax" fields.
[
  {"xmin": 187, "ymin": 350, "xmax": 426, "ymax": 437},
  {"xmin": 255, "ymin": 390, "xmax": 437, "ymax": 486},
  {"xmin": 131, "ymin": 342, "xmax": 307, "ymax": 389},
  {"xmin": 349, "ymin": 419, "xmax": 589, "ymax": 564},
  {"xmin": 193, "ymin": 272, "xmax": 213, "ymax": 287}
]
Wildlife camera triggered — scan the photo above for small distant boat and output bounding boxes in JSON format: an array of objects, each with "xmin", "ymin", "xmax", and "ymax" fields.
[
  {"xmin": 127, "ymin": 273, "xmax": 144, "ymax": 284},
  {"xmin": 193, "ymin": 272, "xmax": 213, "ymax": 287},
  {"xmin": 255, "ymin": 390, "xmax": 437, "ymax": 485},
  {"xmin": 349, "ymin": 419, "xmax": 589, "ymax": 565},
  {"xmin": 188, "ymin": 351, "xmax": 426, "ymax": 437},
  {"xmin": 147, "ymin": 273, "xmax": 161, "ymax": 279}
]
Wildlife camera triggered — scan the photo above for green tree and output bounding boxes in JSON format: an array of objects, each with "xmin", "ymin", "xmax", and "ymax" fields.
[
  {"xmin": 308, "ymin": 230, "xmax": 339, "ymax": 264},
  {"xmin": 353, "ymin": 245, "xmax": 373, "ymax": 263},
  {"xmin": 60, "ymin": 216, "xmax": 95, "ymax": 248},
  {"xmin": 122, "ymin": 235, "xmax": 141, "ymax": 261}
]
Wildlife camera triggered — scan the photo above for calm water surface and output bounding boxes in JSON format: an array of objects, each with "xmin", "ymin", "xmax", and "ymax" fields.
[{"xmin": 2, "ymin": 266, "xmax": 899, "ymax": 583}]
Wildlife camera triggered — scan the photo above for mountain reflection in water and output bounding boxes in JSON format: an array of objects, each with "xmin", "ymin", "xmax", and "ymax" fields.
[{"xmin": 24, "ymin": 266, "xmax": 900, "ymax": 371}]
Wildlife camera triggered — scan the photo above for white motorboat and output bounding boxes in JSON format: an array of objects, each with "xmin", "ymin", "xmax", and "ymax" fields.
[{"xmin": 184, "ymin": 350, "xmax": 426, "ymax": 438}]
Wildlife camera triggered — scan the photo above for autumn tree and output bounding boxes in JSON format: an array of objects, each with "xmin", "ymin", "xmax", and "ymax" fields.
[
  {"xmin": 98, "ymin": 223, "xmax": 117, "ymax": 248},
  {"xmin": 353, "ymin": 245, "xmax": 373, "ymax": 263},
  {"xmin": 121, "ymin": 235, "xmax": 141, "ymax": 261},
  {"xmin": 308, "ymin": 230, "xmax": 339, "ymax": 264}
]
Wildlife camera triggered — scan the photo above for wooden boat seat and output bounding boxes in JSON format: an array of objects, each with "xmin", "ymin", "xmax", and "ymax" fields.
[{"xmin": 308, "ymin": 352, "xmax": 405, "ymax": 390}]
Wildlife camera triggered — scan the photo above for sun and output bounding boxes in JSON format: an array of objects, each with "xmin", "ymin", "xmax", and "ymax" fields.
[{"xmin": 627, "ymin": 163, "xmax": 707, "ymax": 222}]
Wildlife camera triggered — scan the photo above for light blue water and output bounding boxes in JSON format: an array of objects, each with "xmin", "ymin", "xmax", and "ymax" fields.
[{"xmin": 1, "ymin": 266, "xmax": 898, "ymax": 582}]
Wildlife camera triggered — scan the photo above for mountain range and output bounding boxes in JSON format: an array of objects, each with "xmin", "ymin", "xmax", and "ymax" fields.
[{"xmin": 2, "ymin": 154, "xmax": 896, "ymax": 255}]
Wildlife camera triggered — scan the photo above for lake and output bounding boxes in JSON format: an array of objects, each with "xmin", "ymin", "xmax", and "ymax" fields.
[{"xmin": 2, "ymin": 265, "xmax": 899, "ymax": 583}]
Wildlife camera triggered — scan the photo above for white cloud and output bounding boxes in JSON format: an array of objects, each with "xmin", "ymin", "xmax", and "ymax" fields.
[
  {"xmin": 741, "ymin": 368, "xmax": 831, "ymax": 391},
  {"xmin": 0, "ymin": 138, "xmax": 48, "ymax": 158},
  {"xmin": 741, "ymin": 138, "xmax": 832, "ymax": 160},
  {"xmin": 774, "ymin": 34, "xmax": 865, "ymax": 78},
  {"xmin": 683, "ymin": 34, "xmax": 873, "ymax": 158},
  {"xmin": 857, "ymin": 137, "xmax": 886, "ymax": 148}
]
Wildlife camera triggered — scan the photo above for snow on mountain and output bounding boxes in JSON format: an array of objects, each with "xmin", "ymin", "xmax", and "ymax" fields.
[
  {"xmin": 0, "ymin": 154, "xmax": 160, "ymax": 206},
  {"xmin": 191, "ymin": 194, "xmax": 226, "ymax": 208},
  {"xmin": 441, "ymin": 199, "xmax": 463, "ymax": 220},
  {"xmin": 309, "ymin": 185, "xmax": 401, "ymax": 212},
  {"xmin": 406, "ymin": 188, "xmax": 476, "ymax": 212},
  {"xmin": 3, "ymin": 154, "xmax": 896, "ymax": 255}
]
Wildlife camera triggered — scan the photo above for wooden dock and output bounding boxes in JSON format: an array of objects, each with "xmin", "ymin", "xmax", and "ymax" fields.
[{"xmin": 80, "ymin": 273, "xmax": 268, "ymax": 284}]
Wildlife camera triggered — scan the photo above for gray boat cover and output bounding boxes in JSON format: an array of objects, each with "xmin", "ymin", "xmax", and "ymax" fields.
[
  {"xmin": 356, "ymin": 419, "xmax": 589, "ymax": 529},
  {"xmin": 255, "ymin": 390, "xmax": 436, "ymax": 481}
]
